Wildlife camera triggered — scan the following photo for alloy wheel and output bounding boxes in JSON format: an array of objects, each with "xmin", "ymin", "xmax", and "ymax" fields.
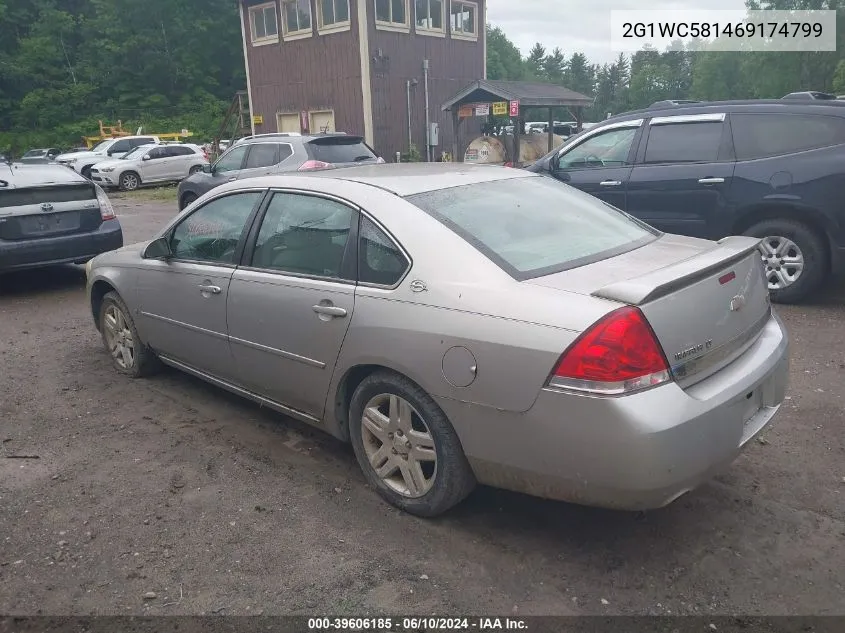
[
  {"xmin": 103, "ymin": 304, "xmax": 135, "ymax": 370},
  {"xmin": 360, "ymin": 393, "xmax": 437, "ymax": 498},
  {"xmin": 758, "ymin": 236, "xmax": 804, "ymax": 290},
  {"xmin": 121, "ymin": 173, "xmax": 139, "ymax": 190}
]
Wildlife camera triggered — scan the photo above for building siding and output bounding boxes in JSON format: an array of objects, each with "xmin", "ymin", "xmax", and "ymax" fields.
[{"xmin": 241, "ymin": 0, "xmax": 365, "ymax": 139}]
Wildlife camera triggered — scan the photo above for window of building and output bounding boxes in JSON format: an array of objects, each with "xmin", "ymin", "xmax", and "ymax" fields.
[
  {"xmin": 730, "ymin": 113, "xmax": 845, "ymax": 160},
  {"xmin": 375, "ymin": 0, "xmax": 410, "ymax": 31},
  {"xmin": 415, "ymin": 0, "xmax": 444, "ymax": 35},
  {"xmin": 644, "ymin": 121, "xmax": 723, "ymax": 164},
  {"xmin": 281, "ymin": 0, "xmax": 312, "ymax": 38},
  {"xmin": 317, "ymin": 0, "xmax": 351, "ymax": 33},
  {"xmin": 450, "ymin": 0, "xmax": 477, "ymax": 39},
  {"xmin": 249, "ymin": 2, "xmax": 279, "ymax": 44}
]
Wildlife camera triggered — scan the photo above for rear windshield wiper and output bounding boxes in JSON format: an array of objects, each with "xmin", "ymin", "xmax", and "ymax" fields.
[{"xmin": 353, "ymin": 155, "xmax": 375, "ymax": 162}]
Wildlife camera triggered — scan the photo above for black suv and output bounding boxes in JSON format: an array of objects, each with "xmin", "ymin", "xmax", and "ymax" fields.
[
  {"xmin": 177, "ymin": 133, "xmax": 383, "ymax": 210},
  {"xmin": 529, "ymin": 100, "xmax": 845, "ymax": 303}
]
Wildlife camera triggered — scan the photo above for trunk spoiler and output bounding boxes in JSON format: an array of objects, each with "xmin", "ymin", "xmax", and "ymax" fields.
[{"xmin": 591, "ymin": 236, "xmax": 762, "ymax": 305}]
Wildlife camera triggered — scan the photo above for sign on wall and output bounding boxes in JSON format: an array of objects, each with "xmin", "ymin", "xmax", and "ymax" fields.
[
  {"xmin": 458, "ymin": 104, "xmax": 475, "ymax": 118},
  {"xmin": 474, "ymin": 103, "xmax": 490, "ymax": 116},
  {"xmin": 509, "ymin": 100, "xmax": 520, "ymax": 117},
  {"xmin": 300, "ymin": 110, "xmax": 309, "ymax": 132},
  {"xmin": 492, "ymin": 101, "xmax": 508, "ymax": 116},
  {"xmin": 252, "ymin": 114, "xmax": 264, "ymax": 125}
]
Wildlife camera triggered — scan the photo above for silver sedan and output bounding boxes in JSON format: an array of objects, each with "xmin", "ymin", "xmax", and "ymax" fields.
[{"xmin": 85, "ymin": 164, "xmax": 789, "ymax": 517}]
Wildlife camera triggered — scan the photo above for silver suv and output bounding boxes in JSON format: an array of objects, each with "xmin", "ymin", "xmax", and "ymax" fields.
[
  {"xmin": 90, "ymin": 143, "xmax": 209, "ymax": 191},
  {"xmin": 176, "ymin": 133, "xmax": 383, "ymax": 210}
]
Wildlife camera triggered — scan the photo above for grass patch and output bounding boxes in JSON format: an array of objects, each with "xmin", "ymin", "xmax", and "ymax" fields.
[{"xmin": 110, "ymin": 185, "xmax": 178, "ymax": 203}]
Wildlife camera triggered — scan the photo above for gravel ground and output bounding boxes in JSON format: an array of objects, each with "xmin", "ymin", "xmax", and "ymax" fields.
[{"xmin": 0, "ymin": 197, "xmax": 843, "ymax": 617}]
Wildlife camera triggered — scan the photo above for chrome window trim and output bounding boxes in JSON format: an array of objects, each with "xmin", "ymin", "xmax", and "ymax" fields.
[
  {"xmin": 649, "ymin": 113, "xmax": 726, "ymax": 125},
  {"xmin": 556, "ymin": 119, "xmax": 643, "ymax": 159}
]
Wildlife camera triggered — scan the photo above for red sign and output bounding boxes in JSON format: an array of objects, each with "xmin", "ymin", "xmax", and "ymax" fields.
[
  {"xmin": 509, "ymin": 100, "xmax": 520, "ymax": 117},
  {"xmin": 300, "ymin": 110, "xmax": 309, "ymax": 132}
]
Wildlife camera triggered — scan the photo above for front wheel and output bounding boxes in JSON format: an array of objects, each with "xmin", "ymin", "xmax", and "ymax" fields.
[
  {"xmin": 348, "ymin": 371, "xmax": 476, "ymax": 517},
  {"xmin": 119, "ymin": 171, "xmax": 140, "ymax": 191},
  {"xmin": 743, "ymin": 219, "xmax": 828, "ymax": 304},
  {"xmin": 99, "ymin": 291, "xmax": 161, "ymax": 378},
  {"xmin": 189, "ymin": 164, "xmax": 203, "ymax": 175}
]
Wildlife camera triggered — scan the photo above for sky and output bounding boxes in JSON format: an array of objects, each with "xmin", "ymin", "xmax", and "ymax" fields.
[{"xmin": 486, "ymin": 0, "xmax": 749, "ymax": 64}]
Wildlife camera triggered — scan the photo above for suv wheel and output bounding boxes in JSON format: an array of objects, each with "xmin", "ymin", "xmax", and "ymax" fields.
[
  {"xmin": 80, "ymin": 165, "xmax": 93, "ymax": 179},
  {"xmin": 179, "ymin": 192, "xmax": 197, "ymax": 210},
  {"xmin": 743, "ymin": 218, "xmax": 828, "ymax": 304},
  {"xmin": 119, "ymin": 171, "xmax": 140, "ymax": 191}
]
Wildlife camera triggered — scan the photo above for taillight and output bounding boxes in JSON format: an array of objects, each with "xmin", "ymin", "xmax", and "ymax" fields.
[
  {"xmin": 298, "ymin": 160, "xmax": 334, "ymax": 171},
  {"xmin": 547, "ymin": 306, "xmax": 671, "ymax": 396},
  {"xmin": 94, "ymin": 184, "xmax": 116, "ymax": 220}
]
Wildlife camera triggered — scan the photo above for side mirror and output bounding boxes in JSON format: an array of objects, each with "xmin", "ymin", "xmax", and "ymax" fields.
[
  {"xmin": 142, "ymin": 236, "xmax": 173, "ymax": 260},
  {"xmin": 142, "ymin": 155, "xmax": 151, "ymax": 161},
  {"xmin": 202, "ymin": 164, "xmax": 213, "ymax": 174}
]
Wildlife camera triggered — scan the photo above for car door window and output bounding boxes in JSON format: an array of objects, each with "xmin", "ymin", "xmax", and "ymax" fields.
[
  {"xmin": 731, "ymin": 113, "xmax": 845, "ymax": 160},
  {"xmin": 170, "ymin": 192, "xmax": 262, "ymax": 264},
  {"xmin": 147, "ymin": 147, "xmax": 167, "ymax": 160},
  {"xmin": 244, "ymin": 143, "xmax": 279, "ymax": 169},
  {"xmin": 358, "ymin": 217, "xmax": 409, "ymax": 286},
  {"xmin": 557, "ymin": 127, "xmax": 638, "ymax": 169},
  {"xmin": 644, "ymin": 122, "xmax": 723, "ymax": 164},
  {"xmin": 109, "ymin": 139, "xmax": 132, "ymax": 154},
  {"xmin": 277, "ymin": 144, "xmax": 294, "ymax": 163},
  {"xmin": 214, "ymin": 145, "xmax": 249, "ymax": 173},
  {"xmin": 250, "ymin": 193, "xmax": 354, "ymax": 278}
]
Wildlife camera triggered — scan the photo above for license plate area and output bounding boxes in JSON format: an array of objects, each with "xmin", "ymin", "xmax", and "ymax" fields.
[{"xmin": 18, "ymin": 212, "xmax": 81, "ymax": 237}]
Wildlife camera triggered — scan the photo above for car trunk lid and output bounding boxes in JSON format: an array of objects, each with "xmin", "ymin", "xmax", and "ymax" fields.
[
  {"xmin": 529, "ymin": 234, "xmax": 771, "ymax": 388},
  {"xmin": 0, "ymin": 183, "xmax": 102, "ymax": 240}
]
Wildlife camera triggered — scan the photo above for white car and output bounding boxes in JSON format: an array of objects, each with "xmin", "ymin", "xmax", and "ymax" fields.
[
  {"xmin": 55, "ymin": 135, "xmax": 160, "ymax": 179},
  {"xmin": 90, "ymin": 143, "xmax": 209, "ymax": 191}
]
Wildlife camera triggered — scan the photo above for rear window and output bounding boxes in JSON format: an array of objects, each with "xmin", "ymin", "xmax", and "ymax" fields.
[
  {"xmin": 307, "ymin": 137, "xmax": 377, "ymax": 164},
  {"xmin": 731, "ymin": 113, "xmax": 845, "ymax": 160},
  {"xmin": 644, "ymin": 121, "xmax": 723, "ymax": 163},
  {"xmin": 406, "ymin": 176, "xmax": 657, "ymax": 279}
]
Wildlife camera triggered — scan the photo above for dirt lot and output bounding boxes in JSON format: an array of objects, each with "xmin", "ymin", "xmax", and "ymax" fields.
[{"xmin": 1, "ymin": 195, "xmax": 844, "ymax": 617}]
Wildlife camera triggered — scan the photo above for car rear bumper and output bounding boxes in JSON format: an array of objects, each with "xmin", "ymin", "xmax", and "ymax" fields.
[
  {"xmin": 0, "ymin": 219, "xmax": 123, "ymax": 271},
  {"xmin": 440, "ymin": 312, "xmax": 789, "ymax": 511}
]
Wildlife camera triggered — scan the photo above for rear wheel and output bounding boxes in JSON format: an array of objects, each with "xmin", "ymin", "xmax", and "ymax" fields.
[
  {"xmin": 189, "ymin": 165, "xmax": 203, "ymax": 175},
  {"xmin": 179, "ymin": 192, "xmax": 198, "ymax": 210},
  {"xmin": 348, "ymin": 371, "xmax": 476, "ymax": 517},
  {"xmin": 743, "ymin": 218, "xmax": 828, "ymax": 304},
  {"xmin": 99, "ymin": 291, "xmax": 160, "ymax": 378},
  {"xmin": 119, "ymin": 171, "xmax": 140, "ymax": 191}
]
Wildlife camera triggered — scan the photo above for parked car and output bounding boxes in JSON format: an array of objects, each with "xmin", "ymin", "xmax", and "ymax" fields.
[
  {"xmin": 55, "ymin": 135, "xmax": 160, "ymax": 179},
  {"xmin": 85, "ymin": 163, "xmax": 788, "ymax": 517},
  {"xmin": 176, "ymin": 133, "xmax": 384, "ymax": 210},
  {"xmin": 90, "ymin": 143, "xmax": 209, "ymax": 191},
  {"xmin": 19, "ymin": 148, "xmax": 62, "ymax": 164},
  {"xmin": 0, "ymin": 162, "xmax": 122, "ymax": 272},
  {"xmin": 528, "ymin": 99, "xmax": 845, "ymax": 304},
  {"xmin": 782, "ymin": 91, "xmax": 838, "ymax": 101}
]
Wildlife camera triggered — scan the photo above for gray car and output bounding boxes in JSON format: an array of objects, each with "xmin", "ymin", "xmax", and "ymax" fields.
[
  {"xmin": 86, "ymin": 164, "xmax": 788, "ymax": 517},
  {"xmin": 175, "ymin": 133, "xmax": 383, "ymax": 211},
  {"xmin": 1, "ymin": 163, "xmax": 122, "ymax": 271}
]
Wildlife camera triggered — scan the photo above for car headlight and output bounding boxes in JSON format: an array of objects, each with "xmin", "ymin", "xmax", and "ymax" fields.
[
  {"xmin": 100, "ymin": 167, "xmax": 114, "ymax": 173},
  {"xmin": 67, "ymin": 157, "xmax": 78, "ymax": 164}
]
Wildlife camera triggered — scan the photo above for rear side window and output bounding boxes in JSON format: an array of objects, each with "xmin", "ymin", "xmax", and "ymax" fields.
[
  {"xmin": 406, "ymin": 177, "xmax": 657, "ymax": 279},
  {"xmin": 132, "ymin": 137, "xmax": 156, "ymax": 148},
  {"xmin": 358, "ymin": 217, "xmax": 409, "ymax": 286},
  {"xmin": 169, "ymin": 146, "xmax": 195, "ymax": 156},
  {"xmin": 278, "ymin": 144, "xmax": 294, "ymax": 162},
  {"xmin": 307, "ymin": 138, "xmax": 377, "ymax": 163},
  {"xmin": 644, "ymin": 121, "xmax": 723, "ymax": 163},
  {"xmin": 731, "ymin": 113, "xmax": 845, "ymax": 160},
  {"xmin": 244, "ymin": 143, "xmax": 279, "ymax": 169}
]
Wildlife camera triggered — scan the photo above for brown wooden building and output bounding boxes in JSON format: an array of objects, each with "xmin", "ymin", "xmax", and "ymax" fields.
[{"xmin": 238, "ymin": 0, "xmax": 486, "ymax": 160}]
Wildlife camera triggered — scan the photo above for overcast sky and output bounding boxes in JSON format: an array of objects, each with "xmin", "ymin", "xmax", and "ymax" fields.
[{"xmin": 486, "ymin": 0, "xmax": 749, "ymax": 64}]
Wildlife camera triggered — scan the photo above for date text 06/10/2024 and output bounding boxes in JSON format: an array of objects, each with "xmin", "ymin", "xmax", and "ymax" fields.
[{"xmin": 307, "ymin": 617, "xmax": 528, "ymax": 631}]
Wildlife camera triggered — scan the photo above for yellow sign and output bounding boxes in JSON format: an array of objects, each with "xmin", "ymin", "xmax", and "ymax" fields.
[
  {"xmin": 492, "ymin": 101, "xmax": 508, "ymax": 116},
  {"xmin": 252, "ymin": 114, "xmax": 264, "ymax": 125}
]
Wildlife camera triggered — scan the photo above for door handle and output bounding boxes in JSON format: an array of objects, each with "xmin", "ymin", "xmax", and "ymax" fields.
[
  {"xmin": 599, "ymin": 180, "xmax": 622, "ymax": 186},
  {"xmin": 698, "ymin": 177, "xmax": 725, "ymax": 184},
  {"xmin": 312, "ymin": 304, "xmax": 347, "ymax": 318},
  {"xmin": 227, "ymin": 176, "xmax": 237, "ymax": 182},
  {"xmin": 198, "ymin": 284, "xmax": 222, "ymax": 294}
]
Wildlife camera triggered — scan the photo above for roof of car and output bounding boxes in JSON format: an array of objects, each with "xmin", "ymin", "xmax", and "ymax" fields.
[
  {"xmin": 268, "ymin": 163, "xmax": 535, "ymax": 197},
  {"xmin": 604, "ymin": 99, "xmax": 845, "ymax": 125},
  {"xmin": 0, "ymin": 163, "xmax": 89, "ymax": 188}
]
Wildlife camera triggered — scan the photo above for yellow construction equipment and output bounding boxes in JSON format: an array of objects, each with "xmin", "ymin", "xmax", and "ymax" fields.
[{"xmin": 82, "ymin": 120, "xmax": 194, "ymax": 148}]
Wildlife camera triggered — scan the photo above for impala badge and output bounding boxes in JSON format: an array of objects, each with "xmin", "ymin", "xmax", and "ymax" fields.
[
  {"xmin": 730, "ymin": 294, "xmax": 747, "ymax": 312},
  {"xmin": 409, "ymin": 280, "xmax": 427, "ymax": 293}
]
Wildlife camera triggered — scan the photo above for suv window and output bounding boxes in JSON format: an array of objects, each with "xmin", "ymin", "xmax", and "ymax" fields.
[
  {"xmin": 278, "ymin": 144, "xmax": 294, "ymax": 162},
  {"xmin": 109, "ymin": 139, "xmax": 132, "ymax": 154},
  {"xmin": 557, "ymin": 127, "xmax": 638, "ymax": 169},
  {"xmin": 170, "ymin": 192, "xmax": 261, "ymax": 264},
  {"xmin": 132, "ymin": 137, "xmax": 156, "ymax": 148},
  {"xmin": 244, "ymin": 143, "xmax": 279, "ymax": 169},
  {"xmin": 358, "ymin": 217, "xmax": 408, "ymax": 286},
  {"xmin": 169, "ymin": 146, "xmax": 195, "ymax": 156},
  {"xmin": 407, "ymin": 176, "xmax": 657, "ymax": 278},
  {"xmin": 731, "ymin": 113, "xmax": 845, "ymax": 160},
  {"xmin": 147, "ymin": 147, "xmax": 167, "ymax": 160},
  {"xmin": 307, "ymin": 137, "xmax": 377, "ymax": 164},
  {"xmin": 214, "ymin": 145, "xmax": 249, "ymax": 172},
  {"xmin": 644, "ymin": 121, "xmax": 723, "ymax": 164},
  {"xmin": 250, "ymin": 193, "xmax": 354, "ymax": 278}
]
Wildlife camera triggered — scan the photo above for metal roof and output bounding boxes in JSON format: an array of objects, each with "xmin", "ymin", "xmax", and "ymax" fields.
[{"xmin": 442, "ymin": 80, "xmax": 594, "ymax": 111}]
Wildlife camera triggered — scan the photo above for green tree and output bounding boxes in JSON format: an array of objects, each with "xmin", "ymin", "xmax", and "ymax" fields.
[
  {"xmin": 543, "ymin": 47, "xmax": 566, "ymax": 83},
  {"xmin": 526, "ymin": 43, "xmax": 547, "ymax": 80},
  {"xmin": 486, "ymin": 25, "xmax": 525, "ymax": 81}
]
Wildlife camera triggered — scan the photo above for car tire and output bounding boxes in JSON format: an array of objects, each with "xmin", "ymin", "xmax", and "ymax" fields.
[
  {"xmin": 99, "ymin": 291, "xmax": 161, "ymax": 378},
  {"xmin": 742, "ymin": 219, "xmax": 828, "ymax": 304},
  {"xmin": 348, "ymin": 370, "xmax": 476, "ymax": 517},
  {"xmin": 179, "ymin": 192, "xmax": 198, "ymax": 210},
  {"xmin": 189, "ymin": 165, "xmax": 203, "ymax": 175},
  {"xmin": 119, "ymin": 171, "xmax": 141, "ymax": 191},
  {"xmin": 80, "ymin": 165, "xmax": 93, "ymax": 179}
]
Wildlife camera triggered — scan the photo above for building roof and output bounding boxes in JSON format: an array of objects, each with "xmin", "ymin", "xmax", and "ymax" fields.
[{"xmin": 442, "ymin": 80, "xmax": 594, "ymax": 111}]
